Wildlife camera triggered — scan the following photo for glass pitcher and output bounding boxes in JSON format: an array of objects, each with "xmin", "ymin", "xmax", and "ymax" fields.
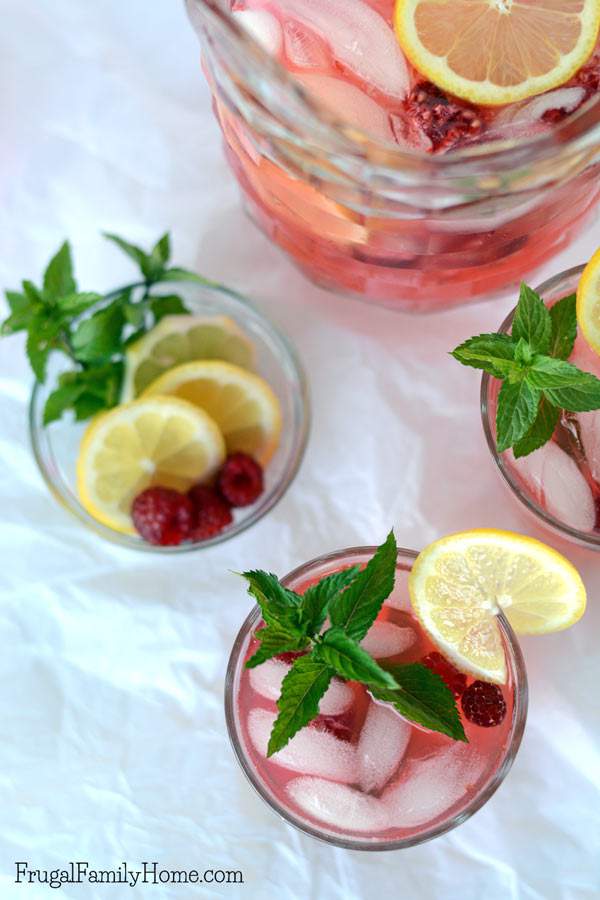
[{"xmin": 186, "ymin": 0, "xmax": 600, "ymax": 312}]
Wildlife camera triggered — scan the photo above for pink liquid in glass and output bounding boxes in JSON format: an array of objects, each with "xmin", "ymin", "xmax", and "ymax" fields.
[{"xmin": 229, "ymin": 556, "xmax": 524, "ymax": 847}]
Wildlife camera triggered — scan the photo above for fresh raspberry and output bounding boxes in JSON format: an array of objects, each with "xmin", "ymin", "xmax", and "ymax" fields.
[
  {"xmin": 188, "ymin": 484, "xmax": 233, "ymax": 540},
  {"xmin": 461, "ymin": 680, "xmax": 507, "ymax": 727},
  {"xmin": 595, "ymin": 496, "xmax": 600, "ymax": 531},
  {"xmin": 405, "ymin": 81, "xmax": 483, "ymax": 152},
  {"xmin": 421, "ymin": 651, "xmax": 468, "ymax": 698},
  {"xmin": 574, "ymin": 58, "xmax": 600, "ymax": 97},
  {"xmin": 131, "ymin": 486, "xmax": 193, "ymax": 546},
  {"xmin": 310, "ymin": 715, "xmax": 353, "ymax": 743},
  {"xmin": 276, "ymin": 651, "xmax": 305, "ymax": 664},
  {"xmin": 217, "ymin": 452, "xmax": 264, "ymax": 507}
]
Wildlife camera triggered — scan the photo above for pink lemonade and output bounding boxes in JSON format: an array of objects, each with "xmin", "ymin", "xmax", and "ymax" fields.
[
  {"xmin": 187, "ymin": 0, "xmax": 600, "ymax": 310},
  {"xmin": 484, "ymin": 269, "xmax": 600, "ymax": 548},
  {"xmin": 226, "ymin": 549, "xmax": 527, "ymax": 848}
]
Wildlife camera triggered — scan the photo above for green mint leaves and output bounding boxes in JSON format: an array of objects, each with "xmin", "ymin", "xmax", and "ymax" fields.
[
  {"xmin": 1, "ymin": 232, "xmax": 213, "ymax": 425},
  {"xmin": 242, "ymin": 532, "xmax": 466, "ymax": 756},
  {"xmin": 452, "ymin": 283, "xmax": 600, "ymax": 458}
]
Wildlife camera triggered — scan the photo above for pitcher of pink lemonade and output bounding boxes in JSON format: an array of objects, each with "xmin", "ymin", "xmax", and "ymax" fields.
[{"xmin": 186, "ymin": 0, "xmax": 600, "ymax": 312}]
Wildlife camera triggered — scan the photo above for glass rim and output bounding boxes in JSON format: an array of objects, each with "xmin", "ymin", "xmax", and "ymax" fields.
[
  {"xmin": 480, "ymin": 262, "xmax": 600, "ymax": 550},
  {"xmin": 188, "ymin": 0, "xmax": 600, "ymax": 170},
  {"xmin": 224, "ymin": 545, "xmax": 529, "ymax": 851},
  {"xmin": 28, "ymin": 280, "xmax": 311, "ymax": 554}
]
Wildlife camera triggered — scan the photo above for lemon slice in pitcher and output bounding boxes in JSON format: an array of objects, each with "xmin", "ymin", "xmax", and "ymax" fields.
[{"xmin": 394, "ymin": 0, "xmax": 600, "ymax": 106}]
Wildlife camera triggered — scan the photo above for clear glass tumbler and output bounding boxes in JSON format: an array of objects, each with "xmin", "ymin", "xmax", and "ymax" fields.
[
  {"xmin": 481, "ymin": 264, "xmax": 600, "ymax": 551},
  {"xmin": 225, "ymin": 546, "xmax": 528, "ymax": 849},
  {"xmin": 186, "ymin": 0, "xmax": 600, "ymax": 312}
]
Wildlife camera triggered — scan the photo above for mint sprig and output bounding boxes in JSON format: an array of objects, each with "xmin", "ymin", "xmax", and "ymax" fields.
[
  {"xmin": 452, "ymin": 282, "xmax": 600, "ymax": 458},
  {"xmin": 1, "ymin": 232, "xmax": 216, "ymax": 425},
  {"xmin": 242, "ymin": 532, "xmax": 466, "ymax": 756}
]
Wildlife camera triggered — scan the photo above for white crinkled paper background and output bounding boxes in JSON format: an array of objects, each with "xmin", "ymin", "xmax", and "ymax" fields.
[{"xmin": 0, "ymin": 1, "xmax": 599, "ymax": 898}]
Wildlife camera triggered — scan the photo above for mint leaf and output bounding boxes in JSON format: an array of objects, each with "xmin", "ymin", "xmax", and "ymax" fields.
[
  {"xmin": 514, "ymin": 337, "xmax": 533, "ymax": 367},
  {"xmin": 72, "ymin": 302, "xmax": 125, "ymax": 363},
  {"xmin": 103, "ymin": 233, "xmax": 149, "ymax": 271},
  {"xmin": 267, "ymin": 656, "xmax": 334, "ymax": 756},
  {"xmin": 300, "ymin": 565, "xmax": 360, "ymax": 636},
  {"xmin": 150, "ymin": 294, "xmax": 190, "ymax": 322},
  {"xmin": 527, "ymin": 357, "xmax": 600, "ymax": 411},
  {"xmin": 43, "ymin": 241, "xmax": 76, "ymax": 299},
  {"xmin": 57, "ymin": 292, "xmax": 103, "ymax": 318},
  {"xmin": 549, "ymin": 293, "xmax": 577, "ymax": 360},
  {"xmin": 43, "ymin": 381, "xmax": 84, "ymax": 425},
  {"xmin": 44, "ymin": 363, "xmax": 123, "ymax": 424},
  {"xmin": 527, "ymin": 355, "xmax": 600, "ymax": 389},
  {"xmin": 1, "ymin": 291, "xmax": 33, "ymax": 334},
  {"xmin": 328, "ymin": 530, "xmax": 397, "ymax": 641},
  {"xmin": 496, "ymin": 378, "xmax": 540, "ymax": 452},
  {"xmin": 152, "ymin": 233, "xmax": 171, "ymax": 267},
  {"xmin": 241, "ymin": 571, "xmax": 303, "ymax": 635},
  {"xmin": 246, "ymin": 624, "xmax": 309, "ymax": 669},
  {"xmin": 512, "ymin": 397, "xmax": 560, "ymax": 458},
  {"xmin": 316, "ymin": 627, "xmax": 397, "ymax": 689},
  {"xmin": 450, "ymin": 333, "xmax": 519, "ymax": 379},
  {"xmin": 22, "ymin": 280, "xmax": 44, "ymax": 306},
  {"xmin": 372, "ymin": 663, "xmax": 466, "ymax": 742},
  {"xmin": 157, "ymin": 267, "xmax": 216, "ymax": 285},
  {"xmin": 544, "ymin": 382, "xmax": 600, "ymax": 412},
  {"xmin": 511, "ymin": 283, "xmax": 552, "ymax": 354},
  {"xmin": 26, "ymin": 314, "xmax": 61, "ymax": 382}
]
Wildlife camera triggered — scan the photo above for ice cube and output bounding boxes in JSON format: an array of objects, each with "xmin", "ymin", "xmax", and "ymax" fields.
[
  {"xmin": 384, "ymin": 569, "xmax": 412, "ymax": 611},
  {"xmin": 287, "ymin": 776, "xmax": 390, "ymax": 832},
  {"xmin": 360, "ymin": 621, "xmax": 416, "ymax": 658},
  {"xmin": 283, "ymin": 19, "xmax": 328, "ymax": 69},
  {"xmin": 277, "ymin": 0, "xmax": 409, "ymax": 97},
  {"xmin": 494, "ymin": 87, "xmax": 585, "ymax": 129},
  {"xmin": 506, "ymin": 440, "xmax": 596, "ymax": 532},
  {"xmin": 294, "ymin": 74, "xmax": 394, "ymax": 142},
  {"xmin": 249, "ymin": 659, "xmax": 353, "ymax": 714},
  {"xmin": 233, "ymin": 9, "xmax": 283, "ymax": 55},
  {"xmin": 384, "ymin": 745, "xmax": 485, "ymax": 829},
  {"xmin": 577, "ymin": 410, "xmax": 600, "ymax": 485},
  {"xmin": 356, "ymin": 702, "xmax": 412, "ymax": 793},
  {"xmin": 567, "ymin": 335, "xmax": 600, "ymax": 483},
  {"xmin": 248, "ymin": 709, "xmax": 356, "ymax": 782}
]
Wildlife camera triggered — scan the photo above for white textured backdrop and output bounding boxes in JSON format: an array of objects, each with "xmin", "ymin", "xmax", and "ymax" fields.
[{"xmin": 1, "ymin": 1, "xmax": 599, "ymax": 898}]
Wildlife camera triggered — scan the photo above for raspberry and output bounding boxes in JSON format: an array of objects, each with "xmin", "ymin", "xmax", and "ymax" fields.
[
  {"xmin": 131, "ymin": 487, "xmax": 193, "ymax": 546},
  {"xmin": 574, "ymin": 58, "xmax": 600, "ymax": 97},
  {"xmin": 310, "ymin": 715, "xmax": 353, "ymax": 743},
  {"xmin": 405, "ymin": 81, "xmax": 483, "ymax": 152},
  {"xmin": 188, "ymin": 484, "xmax": 233, "ymax": 541},
  {"xmin": 275, "ymin": 651, "xmax": 305, "ymax": 664},
  {"xmin": 217, "ymin": 452, "xmax": 264, "ymax": 507},
  {"xmin": 461, "ymin": 680, "xmax": 507, "ymax": 727},
  {"xmin": 421, "ymin": 651, "xmax": 468, "ymax": 698}
]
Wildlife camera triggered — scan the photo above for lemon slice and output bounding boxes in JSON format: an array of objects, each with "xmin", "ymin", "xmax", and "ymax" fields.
[
  {"xmin": 122, "ymin": 314, "xmax": 255, "ymax": 401},
  {"xmin": 77, "ymin": 396, "xmax": 226, "ymax": 534},
  {"xmin": 577, "ymin": 247, "xmax": 600, "ymax": 355},
  {"xmin": 409, "ymin": 529, "xmax": 586, "ymax": 683},
  {"xmin": 394, "ymin": 0, "xmax": 600, "ymax": 106},
  {"xmin": 141, "ymin": 360, "xmax": 282, "ymax": 464}
]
